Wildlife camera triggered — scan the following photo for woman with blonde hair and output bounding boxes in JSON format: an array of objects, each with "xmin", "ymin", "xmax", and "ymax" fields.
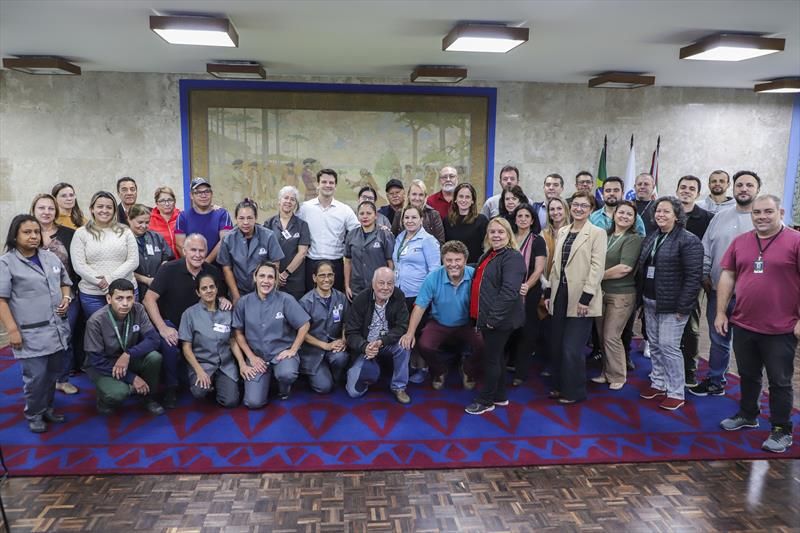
[
  {"xmin": 70, "ymin": 191, "xmax": 139, "ymax": 318},
  {"xmin": 390, "ymin": 179, "xmax": 445, "ymax": 243},
  {"xmin": 544, "ymin": 191, "xmax": 606, "ymax": 404},
  {"xmin": 465, "ymin": 217, "xmax": 526, "ymax": 415},
  {"xmin": 541, "ymin": 196, "xmax": 572, "ymax": 280},
  {"xmin": 149, "ymin": 186, "xmax": 181, "ymax": 256}
]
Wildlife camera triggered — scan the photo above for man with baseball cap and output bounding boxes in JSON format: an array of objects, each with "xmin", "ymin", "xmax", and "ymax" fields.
[
  {"xmin": 175, "ymin": 178, "xmax": 233, "ymax": 264},
  {"xmin": 379, "ymin": 179, "xmax": 406, "ymax": 227}
]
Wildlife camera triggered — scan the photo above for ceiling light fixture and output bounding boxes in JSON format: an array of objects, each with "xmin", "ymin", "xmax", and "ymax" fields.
[
  {"xmin": 207, "ymin": 61, "xmax": 266, "ymax": 79},
  {"xmin": 443, "ymin": 23, "xmax": 529, "ymax": 53},
  {"xmin": 588, "ymin": 72, "xmax": 655, "ymax": 89},
  {"xmin": 680, "ymin": 33, "xmax": 785, "ymax": 61},
  {"xmin": 410, "ymin": 66, "xmax": 468, "ymax": 83},
  {"xmin": 150, "ymin": 15, "xmax": 239, "ymax": 47},
  {"xmin": 754, "ymin": 78, "xmax": 800, "ymax": 93},
  {"xmin": 2, "ymin": 56, "xmax": 81, "ymax": 75}
]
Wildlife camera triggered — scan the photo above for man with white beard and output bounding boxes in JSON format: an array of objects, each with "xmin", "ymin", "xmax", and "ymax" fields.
[{"xmin": 426, "ymin": 166, "xmax": 460, "ymax": 221}]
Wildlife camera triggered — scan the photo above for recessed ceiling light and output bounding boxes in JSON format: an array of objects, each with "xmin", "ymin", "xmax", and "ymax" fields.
[
  {"xmin": 411, "ymin": 66, "xmax": 468, "ymax": 83},
  {"xmin": 588, "ymin": 72, "xmax": 655, "ymax": 89},
  {"xmin": 443, "ymin": 24, "xmax": 529, "ymax": 53},
  {"xmin": 754, "ymin": 78, "xmax": 800, "ymax": 93},
  {"xmin": 680, "ymin": 33, "xmax": 785, "ymax": 61},
  {"xmin": 207, "ymin": 61, "xmax": 266, "ymax": 79},
  {"xmin": 150, "ymin": 15, "xmax": 238, "ymax": 47},
  {"xmin": 2, "ymin": 56, "xmax": 81, "ymax": 75}
]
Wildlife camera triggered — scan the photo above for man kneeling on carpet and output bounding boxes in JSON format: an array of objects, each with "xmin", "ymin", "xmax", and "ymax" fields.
[
  {"xmin": 345, "ymin": 267, "xmax": 412, "ymax": 404},
  {"xmin": 178, "ymin": 273, "xmax": 243, "ymax": 407},
  {"xmin": 84, "ymin": 278, "xmax": 165, "ymax": 416},
  {"xmin": 399, "ymin": 240, "xmax": 482, "ymax": 390},
  {"xmin": 232, "ymin": 261, "xmax": 310, "ymax": 407}
]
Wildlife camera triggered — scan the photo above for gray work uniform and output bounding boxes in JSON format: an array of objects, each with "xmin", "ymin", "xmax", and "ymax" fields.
[
  {"xmin": 232, "ymin": 290, "xmax": 310, "ymax": 407},
  {"xmin": 178, "ymin": 302, "xmax": 241, "ymax": 407},
  {"xmin": 135, "ymin": 230, "xmax": 174, "ymax": 299},
  {"xmin": 298, "ymin": 288, "xmax": 349, "ymax": 392},
  {"xmin": 344, "ymin": 228, "xmax": 395, "ymax": 295},
  {"xmin": 0, "ymin": 249, "xmax": 71, "ymax": 420},
  {"xmin": 264, "ymin": 215, "xmax": 311, "ymax": 300},
  {"xmin": 218, "ymin": 226, "xmax": 285, "ymax": 295}
]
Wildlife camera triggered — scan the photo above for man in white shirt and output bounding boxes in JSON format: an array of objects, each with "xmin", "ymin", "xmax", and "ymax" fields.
[
  {"xmin": 297, "ymin": 168, "xmax": 360, "ymax": 292},
  {"xmin": 481, "ymin": 165, "xmax": 521, "ymax": 219},
  {"xmin": 701, "ymin": 170, "xmax": 735, "ymax": 215}
]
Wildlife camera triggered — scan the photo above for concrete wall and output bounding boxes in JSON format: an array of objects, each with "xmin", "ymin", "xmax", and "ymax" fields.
[{"xmin": 1, "ymin": 71, "xmax": 794, "ymax": 236}]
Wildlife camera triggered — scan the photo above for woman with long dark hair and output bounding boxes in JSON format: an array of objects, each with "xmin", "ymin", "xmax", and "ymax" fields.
[
  {"xmin": 499, "ymin": 185, "xmax": 537, "ymax": 234},
  {"xmin": 51, "ymin": 182, "xmax": 86, "ymax": 230},
  {"xmin": 0, "ymin": 214, "xmax": 72, "ymax": 432},
  {"xmin": 443, "ymin": 183, "xmax": 488, "ymax": 264}
]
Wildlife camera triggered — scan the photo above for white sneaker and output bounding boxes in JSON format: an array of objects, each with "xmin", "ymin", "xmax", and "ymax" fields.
[{"xmin": 642, "ymin": 341, "xmax": 651, "ymax": 359}]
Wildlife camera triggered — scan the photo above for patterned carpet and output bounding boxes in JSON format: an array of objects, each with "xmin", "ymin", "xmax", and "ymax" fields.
[{"xmin": 1, "ymin": 346, "xmax": 798, "ymax": 475}]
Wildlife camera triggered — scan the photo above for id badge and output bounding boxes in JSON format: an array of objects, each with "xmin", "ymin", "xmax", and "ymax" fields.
[
  {"xmin": 332, "ymin": 308, "xmax": 341, "ymax": 323},
  {"xmin": 753, "ymin": 260, "xmax": 764, "ymax": 274},
  {"xmin": 213, "ymin": 323, "xmax": 230, "ymax": 333},
  {"xmin": 281, "ymin": 229, "xmax": 293, "ymax": 240},
  {"xmin": 145, "ymin": 243, "xmax": 155, "ymax": 256},
  {"xmin": 646, "ymin": 266, "xmax": 656, "ymax": 279}
]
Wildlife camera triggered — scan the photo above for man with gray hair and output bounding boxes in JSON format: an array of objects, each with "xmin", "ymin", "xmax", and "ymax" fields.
[
  {"xmin": 144, "ymin": 233, "xmax": 232, "ymax": 408},
  {"xmin": 344, "ymin": 267, "xmax": 411, "ymax": 404},
  {"xmin": 427, "ymin": 166, "xmax": 459, "ymax": 221}
]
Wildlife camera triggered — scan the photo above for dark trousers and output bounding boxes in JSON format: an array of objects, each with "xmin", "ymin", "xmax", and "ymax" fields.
[
  {"xmin": 417, "ymin": 319, "xmax": 483, "ymax": 379},
  {"xmin": 510, "ymin": 296, "xmax": 542, "ymax": 381},
  {"xmin": 306, "ymin": 258, "xmax": 344, "ymax": 293},
  {"xmin": 475, "ymin": 328, "xmax": 513, "ymax": 406},
  {"xmin": 680, "ymin": 296, "xmax": 702, "ymax": 379},
  {"xmin": 20, "ymin": 351, "xmax": 61, "ymax": 420},
  {"xmin": 549, "ymin": 285, "xmax": 592, "ymax": 402},
  {"xmin": 159, "ymin": 320, "xmax": 182, "ymax": 388},
  {"xmin": 92, "ymin": 351, "xmax": 162, "ymax": 408},
  {"xmin": 732, "ymin": 325, "xmax": 796, "ymax": 429}
]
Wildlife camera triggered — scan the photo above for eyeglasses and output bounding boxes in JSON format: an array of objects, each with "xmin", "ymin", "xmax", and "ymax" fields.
[
  {"xmin": 157, "ymin": 198, "xmax": 175, "ymax": 204},
  {"xmin": 193, "ymin": 189, "xmax": 212, "ymax": 196},
  {"xmin": 572, "ymin": 203, "xmax": 592, "ymax": 210}
]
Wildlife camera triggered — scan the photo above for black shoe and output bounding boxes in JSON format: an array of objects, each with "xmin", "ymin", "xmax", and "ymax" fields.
[
  {"xmin": 688, "ymin": 380, "xmax": 725, "ymax": 397},
  {"xmin": 43, "ymin": 410, "xmax": 66, "ymax": 424},
  {"xmin": 163, "ymin": 387, "xmax": 178, "ymax": 409},
  {"xmin": 278, "ymin": 385, "xmax": 292, "ymax": 400},
  {"xmin": 96, "ymin": 399, "xmax": 114, "ymax": 415},
  {"xmin": 28, "ymin": 418, "xmax": 47, "ymax": 433},
  {"xmin": 144, "ymin": 399, "xmax": 165, "ymax": 416}
]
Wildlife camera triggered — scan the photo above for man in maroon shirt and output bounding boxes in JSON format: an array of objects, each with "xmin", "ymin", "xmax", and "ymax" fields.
[
  {"xmin": 426, "ymin": 166, "xmax": 459, "ymax": 221},
  {"xmin": 715, "ymin": 194, "xmax": 800, "ymax": 454}
]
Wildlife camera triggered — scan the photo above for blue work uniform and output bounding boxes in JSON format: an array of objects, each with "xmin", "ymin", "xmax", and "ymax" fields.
[
  {"xmin": 218, "ymin": 226, "xmax": 285, "ymax": 295},
  {"xmin": 345, "ymin": 227, "xmax": 394, "ymax": 296},
  {"xmin": 264, "ymin": 214, "xmax": 311, "ymax": 300},
  {"xmin": 298, "ymin": 288, "xmax": 349, "ymax": 392}
]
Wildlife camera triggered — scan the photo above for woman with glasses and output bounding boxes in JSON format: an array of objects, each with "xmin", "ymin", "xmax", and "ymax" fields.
[
  {"xmin": 265, "ymin": 185, "xmax": 311, "ymax": 300},
  {"xmin": 70, "ymin": 191, "xmax": 139, "ymax": 318},
  {"xmin": 544, "ymin": 191, "xmax": 606, "ymax": 404},
  {"xmin": 149, "ymin": 186, "xmax": 181, "ymax": 257},
  {"xmin": 51, "ymin": 183, "xmax": 87, "ymax": 230}
]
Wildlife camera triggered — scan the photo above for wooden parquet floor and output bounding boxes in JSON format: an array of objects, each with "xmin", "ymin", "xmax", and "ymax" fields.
[{"xmin": 1, "ymin": 460, "xmax": 799, "ymax": 532}]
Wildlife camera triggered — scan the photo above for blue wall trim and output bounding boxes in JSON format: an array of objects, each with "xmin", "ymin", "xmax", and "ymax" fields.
[
  {"xmin": 782, "ymin": 94, "xmax": 800, "ymax": 225},
  {"xmin": 178, "ymin": 79, "xmax": 498, "ymax": 207}
]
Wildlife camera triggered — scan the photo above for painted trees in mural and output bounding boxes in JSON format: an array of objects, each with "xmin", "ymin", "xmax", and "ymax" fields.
[{"xmin": 207, "ymin": 107, "xmax": 471, "ymax": 213}]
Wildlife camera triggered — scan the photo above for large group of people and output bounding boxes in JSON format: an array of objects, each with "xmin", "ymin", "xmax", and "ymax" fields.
[{"xmin": 0, "ymin": 165, "xmax": 797, "ymax": 455}]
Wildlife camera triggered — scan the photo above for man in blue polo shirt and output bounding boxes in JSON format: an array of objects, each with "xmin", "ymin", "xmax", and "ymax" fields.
[
  {"xmin": 399, "ymin": 240, "xmax": 483, "ymax": 390},
  {"xmin": 175, "ymin": 177, "xmax": 233, "ymax": 264}
]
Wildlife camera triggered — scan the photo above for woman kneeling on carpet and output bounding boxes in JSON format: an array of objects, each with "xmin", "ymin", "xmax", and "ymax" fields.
[
  {"xmin": 232, "ymin": 261, "xmax": 310, "ymax": 407},
  {"xmin": 0, "ymin": 214, "xmax": 72, "ymax": 433},
  {"xmin": 178, "ymin": 273, "xmax": 243, "ymax": 408},
  {"xmin": 298, "ymin": 261, "xmax": 350, "ymax": 392}
]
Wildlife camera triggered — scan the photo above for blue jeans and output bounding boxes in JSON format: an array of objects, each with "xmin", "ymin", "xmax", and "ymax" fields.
[
  {"xmin": 704, "ymin": 290, "xmax": 736, "ymax": 386},
  {"xmin": 159, "ymin": 320, "xmax": 181, "ymax": 388},
  {"xmin": 346, "ymin": 343, "xmax": 410, "ymax": 397}
]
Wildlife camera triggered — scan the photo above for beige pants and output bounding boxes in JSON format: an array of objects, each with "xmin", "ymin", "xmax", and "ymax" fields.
[{"xmin": 595, "ymin": 292, "xmax": 636, "ymax": 384}]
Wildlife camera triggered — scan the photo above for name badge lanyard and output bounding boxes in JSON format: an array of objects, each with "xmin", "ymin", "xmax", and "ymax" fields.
[
  {"xmin": 646, "ymin": 232, "xmax": 668, "ymax": 279},
  {"xmin": 396, "ymin": 234, "xmax": 413, "ymax": 263},
  {"xmin": 107, "ymin": 308, "xmax": 130, "ymax": 351},
  {"xmin": 753, "ymin": 227, "xmax": 783, "ymax": 273}
]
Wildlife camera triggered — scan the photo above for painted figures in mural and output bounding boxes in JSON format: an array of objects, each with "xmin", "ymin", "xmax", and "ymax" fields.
[{"xmin": 206, "ymin": 108, "xmax": 475, "ymax": 212}]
